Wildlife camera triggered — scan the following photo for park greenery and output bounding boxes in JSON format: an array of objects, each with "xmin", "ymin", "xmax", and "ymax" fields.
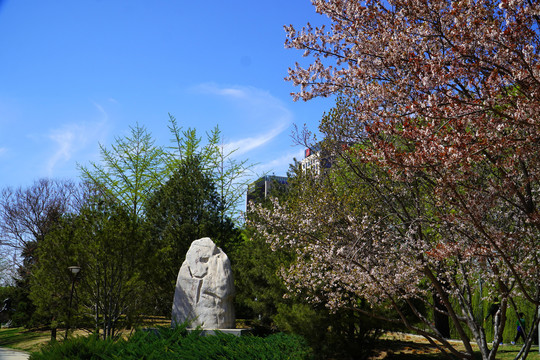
[
  {"xmin": 28, "ymin": 324, "xmax": 313, "ymax": 360},
  {"xmin": 0, "ymin": 115, "xmax": 374, "ymax": 359},
  {"xmin": 0, "ymin": 0, "xmax": 539, "ymax": 359},
  {"xmin": 1, "ymin": 117, "xmax": 254, "ymax": 338}
]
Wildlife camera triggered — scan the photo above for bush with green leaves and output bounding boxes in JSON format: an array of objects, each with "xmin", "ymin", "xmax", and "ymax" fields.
[
  {"xmin": 0, "ymin": 285, "xmax": 34, "ymax": 327},
  {"xmin": 274, "ymin": 302, "xmax": 382, "ymax": 360},
  {"xmin": 29, "ymin": 324, "xmax": 312, "ymax": 360}
]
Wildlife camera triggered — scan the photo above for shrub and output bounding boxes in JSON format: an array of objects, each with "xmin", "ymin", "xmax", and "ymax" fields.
[
  {"xmin": 274, "ymin": 302, "xmax": 382, "ymax": 360},
  {"xmin": 29, "ymin": 334, "xmax": 115, "ymax": 360},
  {"xmin": 29, "ymin": 325, "xmax": 312, "ymax": 360}
]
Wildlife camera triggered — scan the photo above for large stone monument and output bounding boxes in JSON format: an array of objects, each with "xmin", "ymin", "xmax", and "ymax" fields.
[{"xmin": 172, "ymin": 237, "xmax": 235, "ymax": 329}]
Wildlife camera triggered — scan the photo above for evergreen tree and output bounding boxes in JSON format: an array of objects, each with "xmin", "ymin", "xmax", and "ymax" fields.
[
  {"xmin": 31, "ymin": 196, "xmax": 145, "ymax": 339},
  {"xmin": 30, "ymin": 214, "xmax": 80, "ymax": 339},
  {"xmin": 78, "ymin": 123, "xmax": 165, "ymax": 219},
  {"xmin": 0, "ymin": 178, "xmax": 82, "ymax": 327}
]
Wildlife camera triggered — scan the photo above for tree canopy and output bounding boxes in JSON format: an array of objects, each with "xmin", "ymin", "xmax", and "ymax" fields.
[
  {"xmin": 79, "ymin": 115, "xmax": 254, "ymax": 223},
  {"xmin": 255, "ymin": 2, "xmax": 540, "ymax": 359},
  {"xmin": 31, "ymin": 193, "xmax": 146, "ymax": 339},
  {"xmin": 79, "ymin": 123, "xmax": 165, "ymax": 219},
  {"xmin": 11, "ymin": 115, "xmax": 252, "ymax": 331}
]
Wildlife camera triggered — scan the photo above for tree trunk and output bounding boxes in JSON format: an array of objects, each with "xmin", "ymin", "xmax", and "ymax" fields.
[{"xmin": 433, "ymin": 293, "xmax": 450, "ymax": 338}]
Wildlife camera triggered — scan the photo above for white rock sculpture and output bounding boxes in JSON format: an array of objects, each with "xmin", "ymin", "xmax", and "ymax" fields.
[{"xmin": 171, "ymin": 237, "xmax": 235, "ymax": 329}]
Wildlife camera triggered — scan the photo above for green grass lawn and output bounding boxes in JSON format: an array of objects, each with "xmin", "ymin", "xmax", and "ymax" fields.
[
  {"xmin": 382, "ymin": 348, "xmax": 540, "ymax": 360},
  {"xmin": 0, "ymin": 316, "xmax": 169, "ymax": 353},
  {"xmin": 373, "ymin": 336, "xmax": 540, "ymax": 360},
  {"xmin": 0, "ymin": 327, "xmax": 51, "ymax": 352},
  {"xmin": 495, "ymin": 348, "xmax": 540, "ymax": 360}
]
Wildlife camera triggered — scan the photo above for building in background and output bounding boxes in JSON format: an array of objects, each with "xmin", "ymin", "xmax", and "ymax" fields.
[
  {"xmin": 246, "ymin": 142, "xmax": 342, "ymax": 209},
  {"xmin": 299, "ymin": 143, "xmax": 334, "ymax": 175},
  {"xmin": 246, "ymin": 175, "xmax": 288, "ymax": 205}
]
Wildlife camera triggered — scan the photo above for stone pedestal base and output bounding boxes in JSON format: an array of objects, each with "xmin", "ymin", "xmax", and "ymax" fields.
[{"xmin": 188, "ymin": 328, "xmax": 251, "ymax": 337}]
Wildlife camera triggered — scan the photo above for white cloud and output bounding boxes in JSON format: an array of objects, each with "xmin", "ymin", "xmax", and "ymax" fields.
[
  {"xmin": 45, "ymin": 102, "xmax": 109, "ymax": 176},
  {"xmin": 46, "ymin": 129, "xmax": 75, "ymax": 173},
  {"xmin": 198, "ymin": 85, "xmax": 246, "ymax": 99},
  {"xmin": 194, "ymin": 83, "xmax": 294, "ymax": 156},
  {"xmin": 185, "ymin": 83, "xmax": 311, "ymax": 179},
  {"xmin": 195, "ymin": 83, "xmax": 289, "ymax": 112},
  {"xmin": 0, "ymin": 147, "xmax": 6, "ymax": 157},
  {"xmin": 223, "ymin": 122, "xmax": 289, "ymax": 156},
  {"xmin": 253, "ymin": 148, "xmax": 305, "ymax": 176},
  {"xmin": 46, "ymin": 125, "xmax": 87, "ymax": 176},
  {"xmin": 91, "ymin": 101, "xmax": 109, "ymax": 120}
]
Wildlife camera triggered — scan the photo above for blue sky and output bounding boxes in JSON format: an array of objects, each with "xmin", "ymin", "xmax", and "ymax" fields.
[{"xmin": 0, "ymin": 0, "xmax": 334, "ymax": 189}]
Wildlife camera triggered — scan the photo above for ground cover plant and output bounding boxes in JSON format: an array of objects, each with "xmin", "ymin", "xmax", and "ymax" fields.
[{"xmin": 28, "ymin": 324, "xmax": 313, "ymax": 360}]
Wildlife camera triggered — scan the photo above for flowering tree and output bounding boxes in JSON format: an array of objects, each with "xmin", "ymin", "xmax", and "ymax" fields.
[{"xmin": 254, "ymin": 1, "xmax": 540, "ymax": 359}]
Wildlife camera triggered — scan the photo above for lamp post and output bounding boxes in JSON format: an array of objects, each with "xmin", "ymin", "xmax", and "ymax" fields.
[{"xmin": 65, "ymin": 266, "xmax": 81, "ymax": 340}]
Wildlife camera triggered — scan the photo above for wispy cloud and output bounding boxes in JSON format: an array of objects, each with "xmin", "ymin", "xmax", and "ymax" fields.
[
  {"xmin": 91, "ymin": 101, "xmax": 109, "ymax": 121},
  {"xmin": 195, "ymin": 83, "xmax": 289, "ymax": 112},
  {"xmin": 223, "ymin": 122, "xmax": 289, "ymax": 156},
  {"xmin": 198, "ymin": 85, "xmax": 246, "ymax": 99},
  {"xmin": 45, "ymin": 102, "xmax": 109, "ymax": 176},
  {"xmin": 46, "ymin": 130, "xmax": 76, "ymax": 175},
  {"xmin": 194, "ymin": 83, "xmax": 294, "ymax": 156},
  {"xmin": 253, "ymin": 148, "xmax": 305, "ymax": 176}
]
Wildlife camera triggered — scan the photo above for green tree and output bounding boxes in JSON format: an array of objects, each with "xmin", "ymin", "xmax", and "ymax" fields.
[
  {"xmin": 77, "ymin": 116, "xmax": 253, "ymax": 315},
  {"xmin": 0, "ymin": 178, "xmax": 82, "ymax": 328},
  {"xmin": 78, "ymin": 123, "xmax": 165, "ymax": 219},
  {"xmin": 79, "ymin": 116, "xmax": 254, "ymax": 224},
  {"xmin": 144, "ymin": 156, "xmax": 240, "ymax": 315},
  {"xmin": 76, "ymin": 199, "xmax": 145, "ymax": 339},
  {"xmin": 30, "ymin": 214, "xmax": 80, "ymax": 339},
  {"xmin": 233, "ymin": 228, "xmax": 291, "ymax": 329},
  {"xmin": 165, "ymin": 114, "xmax": 254, "ymax": 223},
  {"xmin": 31, "ymin": 195, "xmax": 145, "ymax": 339},
  {"xmin": 235, "ymin": 175, "xmax": 291, "ymax": 325}
]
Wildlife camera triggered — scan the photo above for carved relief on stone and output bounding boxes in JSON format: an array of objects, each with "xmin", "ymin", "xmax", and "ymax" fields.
[{"xmin": 171, "ymin": 237, "xmax": 235, "ymax": 329}]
